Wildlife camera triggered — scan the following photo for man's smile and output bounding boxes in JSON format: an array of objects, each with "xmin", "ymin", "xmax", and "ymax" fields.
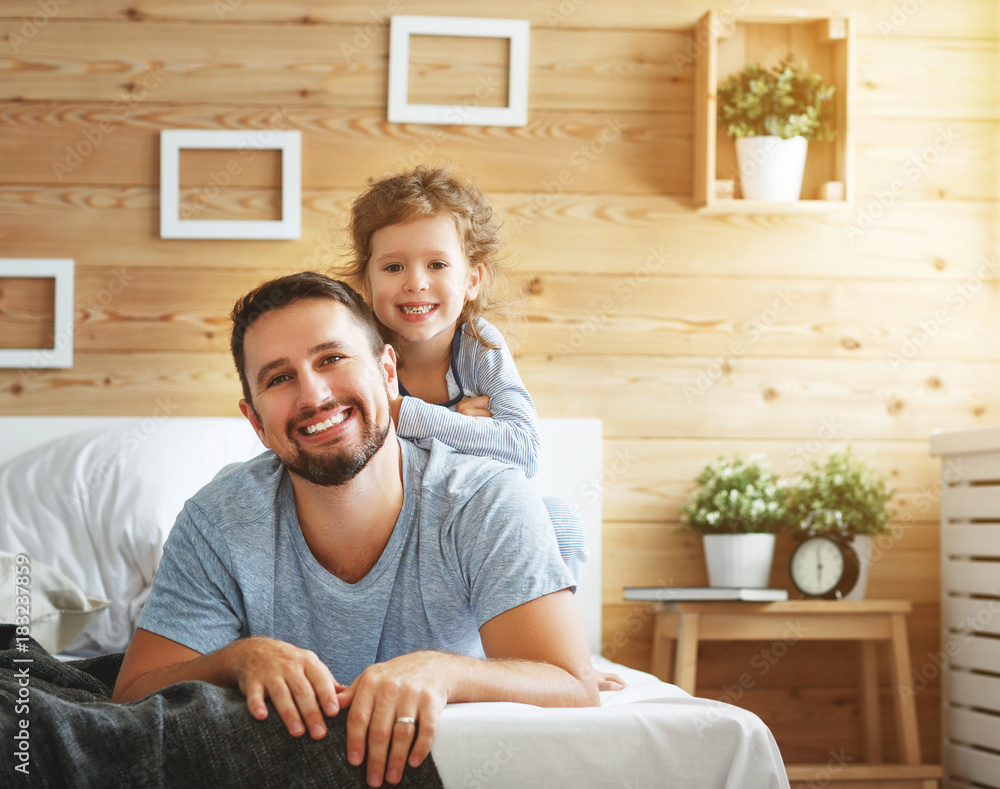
[{"xmin": 299, "ymin": 408, "xmax": 352, "ymax": 436}]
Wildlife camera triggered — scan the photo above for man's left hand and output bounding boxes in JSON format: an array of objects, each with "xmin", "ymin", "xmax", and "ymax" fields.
[{"xmin": 337, "ymin": 651, "xmax": 452, "ymax": 787}]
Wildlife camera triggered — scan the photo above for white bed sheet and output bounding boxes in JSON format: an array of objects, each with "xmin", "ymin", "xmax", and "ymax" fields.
[{"xmin": 433, "ymin": 656, "xmax": 789, "ymax": 789}]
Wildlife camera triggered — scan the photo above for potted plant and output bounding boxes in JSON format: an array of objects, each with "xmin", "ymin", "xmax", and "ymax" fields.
[
  {"xmin": 786, "ymin": 448, "xmax": 896, "ymax": 598},
  {"xmin": 680, "ymin": 454, "xmax": 792, "ymax": 587},
  {"xmin": 717, "ymin": 54, "xmax": 836, "ymax": 201}
]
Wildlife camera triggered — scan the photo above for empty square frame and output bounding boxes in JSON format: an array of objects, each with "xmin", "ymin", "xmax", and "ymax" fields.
[
  {"xmin": 388, "ymin": 15, "xmax": 530, "ymax": 127},
  {"xmin": 0, "ymin": 259, "xmax": 74, "ymax": 369},
  {"xmin": 160, "ymin": 130, "xmax": 302, "ymax": 239}
]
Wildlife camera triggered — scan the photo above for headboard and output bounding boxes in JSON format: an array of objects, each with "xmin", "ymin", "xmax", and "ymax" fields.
[{"xmin": 0, "ymin": 416, "xmax": 603, "ymax": 654}]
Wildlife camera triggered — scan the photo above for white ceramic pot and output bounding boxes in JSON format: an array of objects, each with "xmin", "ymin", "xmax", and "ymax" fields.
[
  {"xmin": 703, "ymin": 533, "xmax": 776, "ymax": 588},
  {"xmin": 735, "ymin": 135, "xmax": 808, "ymax": 202},
  {"xmin": 843, "ymin": 534, "xmax": 873, "ymax": 600}
]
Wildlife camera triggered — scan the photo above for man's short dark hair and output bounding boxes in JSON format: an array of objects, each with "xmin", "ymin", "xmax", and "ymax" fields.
[{"xmin": 230, "ymin": 272, "xmax": 385, "ymax": 406}]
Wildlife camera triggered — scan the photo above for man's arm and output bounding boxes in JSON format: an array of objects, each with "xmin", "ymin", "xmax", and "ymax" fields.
[
  {"xmin": 337, "ymin": 588, "xmax": 598, "ymax": 787},
  {"xmin": 113, "ymin": 628, "xmax": 341, "ymax": 740}
]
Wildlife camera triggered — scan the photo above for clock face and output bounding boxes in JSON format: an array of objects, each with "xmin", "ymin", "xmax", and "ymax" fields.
[{"xmin": 790, "ymin": 536, "xmax": 845, "ymax": 596}]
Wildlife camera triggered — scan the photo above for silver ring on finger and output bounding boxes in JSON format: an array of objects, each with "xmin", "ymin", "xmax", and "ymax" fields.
[{"xmin": 394, "ymin": 716, "xmax": 417, "ymax": 726}]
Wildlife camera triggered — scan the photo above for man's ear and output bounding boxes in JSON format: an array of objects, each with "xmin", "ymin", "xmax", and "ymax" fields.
[
  {"xmin": 381, "ymin": 344, "xmax": 399, "ymax": 400},
  {"xmin": 239, "ymin": 398, "xmax": 271, "ymax": 448}
]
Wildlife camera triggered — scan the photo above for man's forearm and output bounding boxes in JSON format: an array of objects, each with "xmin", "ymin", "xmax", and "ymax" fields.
[
  {"xmin": 113, "ymin": 640, "xmax": 241, "ymax": 703},
  {"xmin": 115, "ymin": 633, "xmax": 342, "ymax": 743},
  {"xmin": 436, "ymin": 651, "xmax": 600, "ymax": 708}
]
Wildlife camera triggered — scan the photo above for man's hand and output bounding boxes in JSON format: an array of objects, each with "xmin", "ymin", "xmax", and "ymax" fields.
[
  {"xmin": 234, "ymin": 637, "xmax": 343, "ymax": 740},
  {"xmin": 455, "ymin": 395, "xmax": 491, "ymax": 418},
  {"xmin": 113, "ymin": 630, "xmax": 343, "ymax": 742},
  {"xmin": 336, "ymin": 651, "xmax": 452, "ymax": 787}
]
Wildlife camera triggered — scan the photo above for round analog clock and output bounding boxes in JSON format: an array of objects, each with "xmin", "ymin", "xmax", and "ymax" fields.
[{"xmin": 789, "ymin": 534, "xmax": 860, "ymax": 599}]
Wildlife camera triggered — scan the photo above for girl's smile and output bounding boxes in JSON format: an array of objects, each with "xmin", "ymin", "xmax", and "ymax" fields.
[{"xmin": 397, "ymin": 302, "xmax": 439, "ymax": 320}]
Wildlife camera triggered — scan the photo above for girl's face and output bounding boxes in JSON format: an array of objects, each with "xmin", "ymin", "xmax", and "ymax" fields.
[{"xmin": 366, "ymin": 215, "xmax": 482, "ymax": 346}]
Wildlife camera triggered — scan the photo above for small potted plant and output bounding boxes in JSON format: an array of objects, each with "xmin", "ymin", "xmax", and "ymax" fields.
[
  {"xmin": 786, "ymin": 448, "xmax": 896, "ymax": 598},
  {"xmin": 718, "ymin": 54, "xmax": 836, "ymax": 201},
  {"xmin": 680, "ymin": 454, "xmax": 792, "ymax": 587}
]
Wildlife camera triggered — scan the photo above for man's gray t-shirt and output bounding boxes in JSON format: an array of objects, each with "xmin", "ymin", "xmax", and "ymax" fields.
[{"xmin": 137, "ymin": 437, "xmax": 574, "ymax": 684}]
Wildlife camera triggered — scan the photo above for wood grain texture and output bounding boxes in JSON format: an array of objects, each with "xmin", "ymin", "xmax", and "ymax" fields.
[
  {"xmin": 2, "ymin": 348, "xmax": 995, "ymax": 446},
  {"xmin": 9, "ymin": 265, "xmax": 998, "ymax": 362},
  {"xmin": 0, "ymin": 276, "xmax": 56, "ymax": 349},
  {"xmin": 854, "ymin": 118, "xmax": 999, "ymax": 202},
  {"xmin": 0, "ymin": 20, "xmax": 386, "ymax": 106},
  {"xmin": 3, "ymin": 186, "xmax": 997, "ymax": 281},
  {"xmin": 6, "ymin": 101, "xmax": 996, "ymax": 200},
  {"xmin": 0, "ymin": 351, "xmax": 244, "ymax": 416},
  {"xmin": 856, "ymin": 37, "xmax": 1000, "ymax": 122},
  {"xmin": 523, "ymin": 274, "xmax": 1000, "ymax": 360},
  {"xmin": 0, "ymin": 20, "xmax": 692, "ymax": 112},
  {"xmin": 598, "ymin": 437, "xmax": 945, "ymax": 524},
  {"xmin": 523, "ymin": 354, "xmax": 1000, "ymax": 440},
  {"xmin": 406, "ymin": 34, "xmax": 510, "ymax": 109},
  {"xmin": 0, "ymin": 0, "xmax": 994, "ymax": 39},
  {"xmin": 505, "ymin": 192, "xmax": 1000, "ymax": 278},
  {"xmin": 2, "ymin": 21, "xmax": 997, "ymax": 121},
  {"xmin": 0, "ymin": 104, "xmax": 690, "ymax": 194}
]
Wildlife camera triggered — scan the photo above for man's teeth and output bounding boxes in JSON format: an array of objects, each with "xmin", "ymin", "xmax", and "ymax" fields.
[
  {"xmin": 304, "ymin": 412, "xmax": 348, "ymax": 434},
  {"xmin": 400, "ymin": 305, "xmax": 435, "ymax": 315}
]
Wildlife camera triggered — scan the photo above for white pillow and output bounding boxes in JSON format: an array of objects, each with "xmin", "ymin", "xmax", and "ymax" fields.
[{"xmin": 0, "ymin": 418, "xmax": 264, "ymax": 655}]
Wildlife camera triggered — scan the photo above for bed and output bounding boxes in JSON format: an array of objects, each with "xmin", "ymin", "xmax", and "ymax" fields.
[{"xmin": 0, "ymin": 416, "xmax": 789, "ymax": 788}]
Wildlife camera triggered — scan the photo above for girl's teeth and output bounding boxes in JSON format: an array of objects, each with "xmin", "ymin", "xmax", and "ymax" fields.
[
  {"xmin": 304, "ymin": 411, "xmax": 348, "ymax": 434},
  {"xmin": 400, "ymin": 305, "xmax": 435, "ymax": 315}
]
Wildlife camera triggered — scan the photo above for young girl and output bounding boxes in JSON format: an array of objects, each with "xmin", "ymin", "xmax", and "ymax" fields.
[
  {"xmin": 344, "ymin": 166, "xmax": 625, "ymax": 691},
  {"xmin": 341, "ymin": 165, "xmax": 587, "ymax": 581}
]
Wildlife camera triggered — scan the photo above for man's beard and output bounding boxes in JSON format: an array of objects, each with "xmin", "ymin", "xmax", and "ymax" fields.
[{"xmin": 280, "ymin": 396, "xmax": 390, "ymax": 487}]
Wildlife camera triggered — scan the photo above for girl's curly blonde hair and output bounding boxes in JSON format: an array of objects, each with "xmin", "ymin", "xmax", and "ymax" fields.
[{"xmin": 341, "ymin": 164, "xmax": 521, "ymax": 352}]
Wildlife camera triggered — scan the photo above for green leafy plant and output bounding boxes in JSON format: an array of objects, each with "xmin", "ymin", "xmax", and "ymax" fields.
[
  {"xmin": 680, "ymin": 454, "xmax": 792, "ymax": 535},
  {"xmin": 718, "ymin": 54, "xmax": 836, "ymax": 141},
  {"xmin": 787, "ymin": 449, "xmax": 896, "ymax": 535}
]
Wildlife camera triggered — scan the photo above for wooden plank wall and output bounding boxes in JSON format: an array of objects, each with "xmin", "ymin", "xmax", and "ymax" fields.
[{"xmin": 2, "ymin": 0, "xmax": 999, "ymax": 767}]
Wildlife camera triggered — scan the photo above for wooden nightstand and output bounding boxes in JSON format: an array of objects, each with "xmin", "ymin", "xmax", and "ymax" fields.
[{"xmin": 649, "ymin": 599, "xmax": 941, "ymax": 788}]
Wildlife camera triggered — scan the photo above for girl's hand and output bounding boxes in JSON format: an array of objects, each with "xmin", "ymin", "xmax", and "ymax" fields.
[{"xmin": 456, "ymin": 396, "xmax": 492, "ymax": 418}]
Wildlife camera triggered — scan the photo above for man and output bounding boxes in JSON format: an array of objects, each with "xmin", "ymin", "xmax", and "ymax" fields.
[{"xmin": 113, "ymin": 272, "xmax": 599, "ymax": 788}]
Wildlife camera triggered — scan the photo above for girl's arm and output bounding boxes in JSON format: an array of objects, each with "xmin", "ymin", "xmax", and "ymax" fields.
[{"xmin": 395, "ymin": 321, "xmax": 541, "ymax": 477}]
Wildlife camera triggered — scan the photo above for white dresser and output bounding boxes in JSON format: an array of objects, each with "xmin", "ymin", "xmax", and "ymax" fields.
[{"xmin": 930, "ymin": 426, "xmax": 1000, "ymax": 789}]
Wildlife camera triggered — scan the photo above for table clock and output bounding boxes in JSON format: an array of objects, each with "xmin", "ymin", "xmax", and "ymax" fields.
[{"xmin": 789, "ymin": 509, "xmax": 860, "ymax": 599}]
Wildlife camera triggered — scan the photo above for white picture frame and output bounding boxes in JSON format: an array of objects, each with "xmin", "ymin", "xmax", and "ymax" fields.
[
  {"xmin": 388, "ymin": 15, "xmax": 530, "ymax": 127},
  {"xmin": 159, "ymin": 130, "xmax": 302, "ymax": 240},
  {"xmin": 0, "ymin": 259, "xmax": 74, "ymax": 369}
]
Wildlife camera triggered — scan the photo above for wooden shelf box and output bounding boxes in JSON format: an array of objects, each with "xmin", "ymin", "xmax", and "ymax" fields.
[{"xmin": 693, "ymin": 11, "xmax": 855, "ymax": 212}]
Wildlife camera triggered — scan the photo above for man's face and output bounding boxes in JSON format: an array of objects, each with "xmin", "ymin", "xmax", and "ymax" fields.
[{"xmin": 239, "ymin": 298, "xmax": 396, "ymax": 486}]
